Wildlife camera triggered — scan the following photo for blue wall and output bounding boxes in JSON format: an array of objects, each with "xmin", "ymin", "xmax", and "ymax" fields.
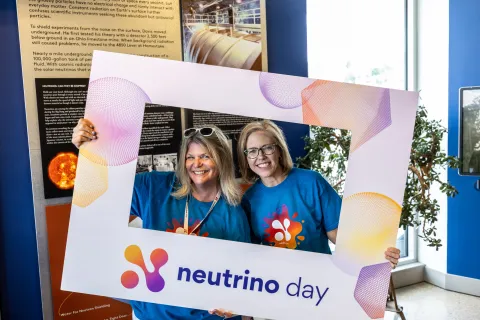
[
  {"xmin": 266, "ymin": 0, "xmax": 309, "ymax": 160},
  {"xmin": 448, "ymin": 0, "xmax": 480, "ymax": 280},
  {"xmin": 266, "ymin": 0, "xmax": 308, "ymax": 77},
  {"xmin": 0, "ymin": 1, "xmax": 308, "ymax": 319},
  {"xmin": 0, "ymin": 1, "xmax": 43, "ymax": 319}
]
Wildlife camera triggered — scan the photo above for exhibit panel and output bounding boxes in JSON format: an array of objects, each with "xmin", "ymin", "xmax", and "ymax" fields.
[{"xmin": 14, "ymin": 1, "xmax": 268, "ymax": 319}]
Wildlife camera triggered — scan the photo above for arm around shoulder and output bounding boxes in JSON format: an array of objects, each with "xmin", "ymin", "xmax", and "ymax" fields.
[{"xmin": 326, "ymin": 228, "xmax": 338, "ymax": 244}]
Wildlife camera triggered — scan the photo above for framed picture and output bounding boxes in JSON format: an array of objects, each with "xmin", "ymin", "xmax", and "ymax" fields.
[{"xmin": 459, "ymin": 86, "xmax": 480, "ymax": 176}]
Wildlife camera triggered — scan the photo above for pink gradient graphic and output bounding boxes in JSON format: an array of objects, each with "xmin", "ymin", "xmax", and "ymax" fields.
[
  {"xmin": 354, "ymin": 262, "xmax": 392, "ymax": 319},
  {"xmin": 301, "ymin": 80, "xmax": 392, "ymax": 152},
  {"xmin": 81, "ymin": 77, "xmax": 151, "ymax": 166},
  {"xmin": 121, "ymin": 245, "xmax": 168, "ymax": 293},
  {"xmin": 259, "ymin": 72, "xmax": 316, "ymax": 109}
]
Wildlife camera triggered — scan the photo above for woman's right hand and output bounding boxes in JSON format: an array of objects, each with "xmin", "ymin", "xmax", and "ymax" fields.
[{"xmin": 72, "ymin": 118, "xmax": 96, "ymax": 149}]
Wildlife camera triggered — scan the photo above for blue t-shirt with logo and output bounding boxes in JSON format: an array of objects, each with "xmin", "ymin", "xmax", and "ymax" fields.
[
  {"xmin": 128, "ymin": 171, "xmax": 250, "ymax": 320},
  {"xmin": 242, "ymin": 168, "xmax": 341, "ymax": 254}
]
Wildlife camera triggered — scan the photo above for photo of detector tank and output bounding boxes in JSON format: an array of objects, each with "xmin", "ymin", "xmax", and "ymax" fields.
[{"xmin": 182, "ymin": 0, "xmax": 265, "ymax": 71}]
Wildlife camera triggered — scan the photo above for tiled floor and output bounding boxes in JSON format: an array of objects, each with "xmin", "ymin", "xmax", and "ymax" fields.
[{"xmin": 385, "ymin": 282, "xmax": 480, "ymax": 320}]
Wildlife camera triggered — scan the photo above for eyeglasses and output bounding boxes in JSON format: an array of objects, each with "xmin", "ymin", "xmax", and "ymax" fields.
[
  {"xmin": 244, "ymin": 144, "xmax": 277, "ymax": 159},
  {"xmin": 184, "ymin": 127, "xmax": 216, "ymax": 137}
]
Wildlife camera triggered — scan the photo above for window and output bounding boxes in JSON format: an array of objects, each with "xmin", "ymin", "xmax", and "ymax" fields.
[
  {"xmin": 307, "ymin": 0, "xmax": 406, "ymax": 90},
  {"xmin": 307, "ymin": 0, "xmax": 414, "ymax": 261}
]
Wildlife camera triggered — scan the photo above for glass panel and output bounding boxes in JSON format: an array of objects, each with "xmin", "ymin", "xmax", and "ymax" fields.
[
  {"xmin": 397, "ymin": 227, "xmax": 408, "ymax": 258},
  {"xmin": 309, "ymin": 0, "xmax": 409, "ymax": 257},
  {"xmin": 307, "ymin": 0, "xmax": 406, "ymax": 90}
]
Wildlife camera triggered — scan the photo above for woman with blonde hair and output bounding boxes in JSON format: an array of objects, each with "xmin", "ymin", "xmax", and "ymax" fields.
[
  {"xmin": 238, "ymin": 120, "xmax": 401, "ymax": 267},
  {"xmin": 72, "ymin": 119, "xmax": 250, "ymax": 320}
]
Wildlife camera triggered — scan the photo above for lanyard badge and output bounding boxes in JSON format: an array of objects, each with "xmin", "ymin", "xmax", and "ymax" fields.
[{"xmin": 182, "ymin": 190, "xmax": 221, "ymax": 235}]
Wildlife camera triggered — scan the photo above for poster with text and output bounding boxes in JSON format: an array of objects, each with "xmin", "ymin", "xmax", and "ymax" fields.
[
  {"xmin": 35, "ymin": 78, "xmax": 87, "ymax": 198},
  {"xmin": 17, "ymin": 0, "xmax": 183, "ymax": 316},
  {"xmin": 17, "ymin": 0, "xmax": 183, "ymax": 199},
  {"xmin": 136, "ymin": 103, "xmax": 182, "ymax": 174},
  {"xmin": 46, "ymin": 204, "xmax": 133, "ymax": 320}
]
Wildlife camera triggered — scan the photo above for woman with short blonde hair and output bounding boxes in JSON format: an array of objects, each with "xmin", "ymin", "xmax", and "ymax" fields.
[
  {"xmin": 237, "ymin": 120, "xmax": 293, "ymax": 183},
  {"xmin": 238, "ymin": 119, "xmax": 401, "ymax": 268}
]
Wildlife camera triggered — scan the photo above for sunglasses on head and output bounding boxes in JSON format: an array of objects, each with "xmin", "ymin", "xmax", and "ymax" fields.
[{"xmin": 183, "ymin": 127, "xmax": 216, "ymax": 138}]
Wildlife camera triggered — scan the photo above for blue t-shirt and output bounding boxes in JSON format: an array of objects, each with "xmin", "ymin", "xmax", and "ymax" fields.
[
  {"xmin": 129, "ymin": 171, "xmax": 250, "ymax": 320},
  {"xmin": 242, "ymin": 168, "xmax": 341, "ymax": 254}
]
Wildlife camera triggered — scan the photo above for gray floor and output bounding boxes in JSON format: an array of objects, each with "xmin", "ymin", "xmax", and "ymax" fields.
[
  {"xmin": 386, "ymin": 282, "xmax": 480, "ymax": 320},
  {"xmin": 133, "ymin": 282, "xmax": 480, "ymax": 320}
]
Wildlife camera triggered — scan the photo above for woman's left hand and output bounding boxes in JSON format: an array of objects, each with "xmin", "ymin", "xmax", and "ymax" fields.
[
  {"xmin": 209, "ymin": 308, "xmax": 235, "ymax": 318},
  {"xmin": 385, "ymin": 247, "xmax": 401, "ymax": 269}
]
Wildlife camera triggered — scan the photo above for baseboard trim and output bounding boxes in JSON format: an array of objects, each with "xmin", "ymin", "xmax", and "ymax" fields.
[
  {"xmin": 446, "ymin": 273, "xmax": 480, "ymax": 297},
  {"xmin": 424, "ymin": 266, "xmax": 446, "ymax": 288},
  {"xmin": 392, "ymin": 262, "xmax": 425, "ymax": 288},
  {"xmin": 423, "ymin": 267, "xmax": 480, "ymax": 297}
]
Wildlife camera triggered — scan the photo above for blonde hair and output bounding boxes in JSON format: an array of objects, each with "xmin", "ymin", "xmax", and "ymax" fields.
[
  {"xmin": 237, "ymin": 120, "xmax": 293, "ymax": 183},
  {"xmin": 172, "ymin": 125, "xmax": 242, "ymax": 206}
]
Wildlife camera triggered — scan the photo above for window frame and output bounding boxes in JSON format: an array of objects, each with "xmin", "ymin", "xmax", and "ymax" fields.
[
  {"xmin": 306, "ymin": 0, "xmax": 419, "ymax": 265},
  {"xmin": 398, "ymin": 0, "xmax": 418, "ymax": 266}
]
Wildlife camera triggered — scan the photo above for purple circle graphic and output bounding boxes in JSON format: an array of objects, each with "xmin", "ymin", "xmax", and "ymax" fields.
[{"xmin": 259, "ymin": 72, "xmax": 316, "ymax": 109}]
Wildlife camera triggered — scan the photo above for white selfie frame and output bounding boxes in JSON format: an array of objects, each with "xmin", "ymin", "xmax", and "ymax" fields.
[{"xmin": 62, "ymin": 51, "xmax": 418, "ymax": 320}]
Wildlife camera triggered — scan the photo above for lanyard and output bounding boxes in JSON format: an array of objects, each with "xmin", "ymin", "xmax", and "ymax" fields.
[{"xmin": 183, "ymin": 190, "xmax": 221, "ymax": 235}]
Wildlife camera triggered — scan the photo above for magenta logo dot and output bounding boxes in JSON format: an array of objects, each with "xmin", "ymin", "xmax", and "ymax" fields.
[{"xmin": 121, "ymin": 245, "xmax": 168, "ymax": 293}]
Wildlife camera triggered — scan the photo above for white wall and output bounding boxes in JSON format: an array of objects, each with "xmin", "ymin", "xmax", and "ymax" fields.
[{"xmin": 416, "ymin": 0, "xmax": 450, "ymax": 274}]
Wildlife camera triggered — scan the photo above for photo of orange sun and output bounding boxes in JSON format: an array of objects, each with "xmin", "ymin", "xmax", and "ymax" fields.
[{"xmin": 48, "ymin": 152, "xmax": 78, "ymax": 190}]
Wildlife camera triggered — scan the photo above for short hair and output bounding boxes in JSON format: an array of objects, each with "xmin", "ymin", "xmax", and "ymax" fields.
[
  {"xmin": 172, "ymin": 125, "xmax": 242, "ymax": 206},
  {"xmin": 237, "ymin": 120, "xmax": 293, "ymax": 183}
]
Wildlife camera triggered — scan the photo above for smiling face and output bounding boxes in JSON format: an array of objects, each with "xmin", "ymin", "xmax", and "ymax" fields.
[
  {"xmin": 185, "ymin": 142, "xmax": 219, "ymax": 189},
  {"xmin": 245, "ymin": 131, "xmax": 283, "ymax": 181}
]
